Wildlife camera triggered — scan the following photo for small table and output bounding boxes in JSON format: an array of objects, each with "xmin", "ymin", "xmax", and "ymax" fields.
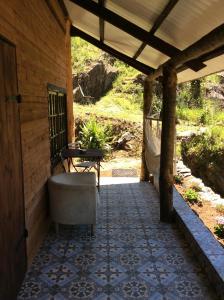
[{"xmin": 62, "ymin": 148, "xmax": 103, "ymax": 188}]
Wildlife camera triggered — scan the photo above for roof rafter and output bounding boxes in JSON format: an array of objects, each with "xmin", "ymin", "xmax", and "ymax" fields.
[
  {"xmin": 71, "ymin": 26, "xmax": 155, "ymax": 75},
  {"xmin": 69, "ymin": 0, "xmax": 205, "ymax": 72},
  {"xmin": 99, "ymin": 0, "xmax": 105, "ymax": 42},
  {"xmin": 177, "ymin": 45, "xmax": 224, "ymax": 73},
  {"xmin": 133, "ymin": 0, "xmax": 179, "ymax": 60}
]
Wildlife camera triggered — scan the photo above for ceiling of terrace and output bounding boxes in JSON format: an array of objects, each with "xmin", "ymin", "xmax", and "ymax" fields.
[{"xmin": 64, "ymin": 0, "xmax": 224, "ymax": 83}]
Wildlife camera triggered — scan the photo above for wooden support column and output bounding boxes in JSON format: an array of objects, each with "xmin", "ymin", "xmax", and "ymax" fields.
[
  {"xmin": 159, "ymin": 64, "xmax": 177, "ymax": 222},
  {"xmin": 65, "ymin": 19, "xmax": 74, "ymax": 143},
  {"xmin": 140, "ymin": 77, "xmax": 153, "ymax": 181}
]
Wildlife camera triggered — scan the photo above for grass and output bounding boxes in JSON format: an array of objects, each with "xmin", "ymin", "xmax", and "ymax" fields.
[
  {"xmin": 74, "ymin": 99, "xmax": 142, "ymax": 123},
  {"xmin": 177, "ymin": 107, "xmax": 204, "ymax": 124},
  {"xmin": 71, "ymin": 37, "xmax": 102, "ymax": 73},
  {"xmin": 216, "ymin": 204, "xmax": 224, "ymax": 215}
]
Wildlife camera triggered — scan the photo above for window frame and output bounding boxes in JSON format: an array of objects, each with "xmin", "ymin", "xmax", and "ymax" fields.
[{"xmin": 48, "ymin": 83, "xmax": 68, "ymax": 167}]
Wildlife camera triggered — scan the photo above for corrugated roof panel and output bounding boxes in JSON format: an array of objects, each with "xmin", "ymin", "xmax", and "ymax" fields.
[
  {"xmin": 104, "ymin": 23, "xmax": 142, "ymax": 57},
  {"xmin": 178, "ymin": 55, "xmax": 224, "ymax": 83},
  {"xmin": 66, "ymin": 0, "xmax": 224, "ymax": 82},
  {"xmin": 64, "ymin": 0, "xmax": 99, "ymax": 40},
  {"xmin": 106, "ymin": 0, "xmax": 168, "ymax": 31},
  {"xmin": 138, "ymin": 45, "xmax": 169, "ymax": 69},
  {"xmin": 157, "ymin": 0, "xmax": 224, "ymax": 50}
]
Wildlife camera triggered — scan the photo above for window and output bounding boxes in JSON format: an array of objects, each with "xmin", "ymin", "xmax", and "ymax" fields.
[{"xmin": 48, "ymin": 84, "xmax": 67, "ymax": 167}]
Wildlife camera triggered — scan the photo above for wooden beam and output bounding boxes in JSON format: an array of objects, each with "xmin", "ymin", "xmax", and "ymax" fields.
[
  {"xmin": 150, "ymin": 23, "xmax": 224, "ymax": 80},
  {"xmin": 159, "ymin": 64, "xmax": 177, "ymax": 222},
  {"xmin": 58, "ymin": 0, "xmax": 69, "ymax": 18},
  {"xmin": 177, "ymin": 45, "xmax": 224, "ymax": 73},
  {"xmin": 99, "ymin": 0, "xmax": 105, "ymax": 42},
  {"xmin": 133, "ymin": 0, "xmax": 179, "ymax": 59},
  {"xmin": 70, "ymin": 0, "xmax": 205, "ymax": 72},
  {"xmin": 199, "ymin": 44, "xmax": 224, "ymax": 62},
  {"xmin": 71, "ymin": 27, "xmax": 155, "ymax": 74},
  {"xmin": 140, "ymin": 78, "xmax": 153, "ymax": 181}
]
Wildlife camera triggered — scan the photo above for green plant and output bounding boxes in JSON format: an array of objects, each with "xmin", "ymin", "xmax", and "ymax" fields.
[
  {"xmin": 216, "ymin": 204, "xmax": 224, "ymax": 215},
  {"xmin": 199, "ymin": 107, "xmax": 213, "ymax": 125},
  {"xmin": 181, "ymin": 127, "xmax": 224, "ymax": 167},
  {"xmin": 190, "ymin": 183, "xmax": 202, "ymax": 192},
  {"xmin": 176, "ymin": 107, "xmax": 203, "ymax": 124},
  {"xmin": 174, "ymin": 174, "xmax": 183, "ymax": 185},
  {"xmin": 79, "ymin": 118, "xmax": 112, "ymax": 152},
  {"xmin": 214, "ymin": 216, "xmax": 224, "ymax": 239},
  {"xmin": 184, "ymin": 188, "xmax": 199, "ymax": 203},
  {"xmin": 71, "ymin": 37, "xmax": 102, "ymax": 73},
  {"xmin": 151, "ymin": 94, "xmax": 162, "ymax": 114}
]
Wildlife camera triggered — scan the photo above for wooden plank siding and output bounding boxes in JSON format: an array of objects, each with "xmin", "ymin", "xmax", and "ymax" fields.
[{"xmin": 0, "ymin": 0, "xmax": 73, "ymax": 264}]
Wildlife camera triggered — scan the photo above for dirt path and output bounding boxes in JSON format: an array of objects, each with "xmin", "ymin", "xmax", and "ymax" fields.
[{"xmin": 101, "ymin": 151, "xmax": 141, "ymax": 177}]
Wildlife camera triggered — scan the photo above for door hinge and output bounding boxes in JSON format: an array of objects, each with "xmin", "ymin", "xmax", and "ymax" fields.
[{"xmin": 6, "ymin": 94, "xmax": 21, "ymax": 103}]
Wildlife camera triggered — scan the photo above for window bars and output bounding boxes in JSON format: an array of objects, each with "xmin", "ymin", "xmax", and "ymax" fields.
[{"xmin": 48, "ymin": 84, "xmax": 67, "ymax": 167}]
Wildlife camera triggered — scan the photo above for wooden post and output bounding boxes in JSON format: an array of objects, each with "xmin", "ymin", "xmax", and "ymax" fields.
[
  {"xmin": 159, "ymin": 64, "xmax": 177, "ymax": 222},
  {"xmin": 140, "ymin": 77, "xmax": 153, "ymax": 181},
  {"xmin": 65, "ymin": 19, "xmax": 74, "ymax": 143}
]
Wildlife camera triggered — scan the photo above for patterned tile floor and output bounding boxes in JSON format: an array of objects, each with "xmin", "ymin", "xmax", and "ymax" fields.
[{"xmin": 18, "ymin": 178, "xmax": 218, "ymax": 300}]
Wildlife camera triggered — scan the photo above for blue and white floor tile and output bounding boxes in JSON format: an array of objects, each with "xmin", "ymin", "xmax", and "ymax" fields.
[{"xmin": 18, "ymin": 178, "xmax": 218, "ymax": 299}]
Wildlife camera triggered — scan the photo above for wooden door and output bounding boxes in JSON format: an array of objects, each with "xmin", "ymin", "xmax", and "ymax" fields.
[{"xmin": 0, "ymin": 37, "xmax": 27, "ymax": 299}]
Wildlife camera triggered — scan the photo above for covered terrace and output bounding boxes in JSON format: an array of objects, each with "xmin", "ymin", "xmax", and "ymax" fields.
[
  {"xmin": 1, "ymin": 0, "xmax": 224, "ymax": 299},
  {"xmin": 20, "ymin": 0, "xmax": 224, "ymax": 298}
]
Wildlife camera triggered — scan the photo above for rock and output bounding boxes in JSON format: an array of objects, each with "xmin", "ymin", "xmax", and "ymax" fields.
[
  {"xmin": 118, "ymin": 132, "xmax": 133, "ymax": 142},
  {"xmin": 182, "ymin": 173, "xmax": 191, "ymax": 178},
  {"xmin": 73, "ymin": 61, "xmax": 118, "ymax": 103},
  {"xmin": 116, "ymin": 132, "xmax": 133, "ymax": 150},
  {"xmin": 187, "ymin": 177, "xmax": 203, "ymax": 188},
  {"xmin": 132, "ymin": 74, "xmax": 146, "ymax": 86},
  {"xmin": 176, "ymin": 130, "xmax": 195, "ymax": 139},
  {"xmin": 212, "ymin": 199, "xmax": 224, "ymax": 206},
  {"xmin": 206, "ymin": 85, "xmax": 224, "ymax": 100},
  {"xmin": 179, "ymin": 168, "xmax": 191, "ymax": 173}
]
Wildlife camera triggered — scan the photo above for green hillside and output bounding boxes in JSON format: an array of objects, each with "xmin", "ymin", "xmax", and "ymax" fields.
[
  {"xmin": 71, "ymin": 37, "xmax": 143, "ymax": 122},
  {"xmin": 71, "ymin": 37, "xmax": 224, "ymax": 125}
]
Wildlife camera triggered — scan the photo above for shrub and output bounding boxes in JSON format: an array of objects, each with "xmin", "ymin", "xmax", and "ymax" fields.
[
  {"xmin": 181, "ymin": 127, "xmax": 224, "ymax": 167},
  {"xmin": 199, "ymin": 107, "xmax": 213, "ymax": 125},
  {"xmin": 216, "ymin": 204, "xmax": 224, "ymax": 215},
  {"xmin": 176, "ymin": 107, "xmax": 203, "ymax": 124},
  {"xmin": 79, "ymin": 118, "xmax": 112, "ymax": 153},
  {"xmin": 184, "ymin": 188, "xmax": 199, "ymax": 203},
  {"xmin": 174, "ymin": 174, "xmax": 183, "ymax": 185},
  {"xmin": 190, "ymin": 183, "xmax": 202, "ymax": 192},
  {"xmin": 214, "ymin": 216, "xmax": 224, "ymax": 239}
]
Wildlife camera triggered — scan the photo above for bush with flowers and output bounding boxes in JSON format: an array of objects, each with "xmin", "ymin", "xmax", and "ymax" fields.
[{"xmin": 214, "ymin": 216, "xmax": 224, "ymax": 239}]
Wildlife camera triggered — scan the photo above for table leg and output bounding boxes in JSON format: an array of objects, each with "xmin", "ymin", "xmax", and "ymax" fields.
[{"xmin": 97, "ymin": 160, "xmax": 100, "ymax": 191}]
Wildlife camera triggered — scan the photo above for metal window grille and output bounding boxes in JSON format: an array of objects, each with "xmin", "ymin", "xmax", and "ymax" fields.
[{"xmin": 48, "ymin": 84, "xmax": 67, "ymax": 167}]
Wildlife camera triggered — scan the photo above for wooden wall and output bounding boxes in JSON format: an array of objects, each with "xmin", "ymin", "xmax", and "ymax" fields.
[{"xmin": 0, "ymin": 0, "xmax": 73, "ymax": 264}]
